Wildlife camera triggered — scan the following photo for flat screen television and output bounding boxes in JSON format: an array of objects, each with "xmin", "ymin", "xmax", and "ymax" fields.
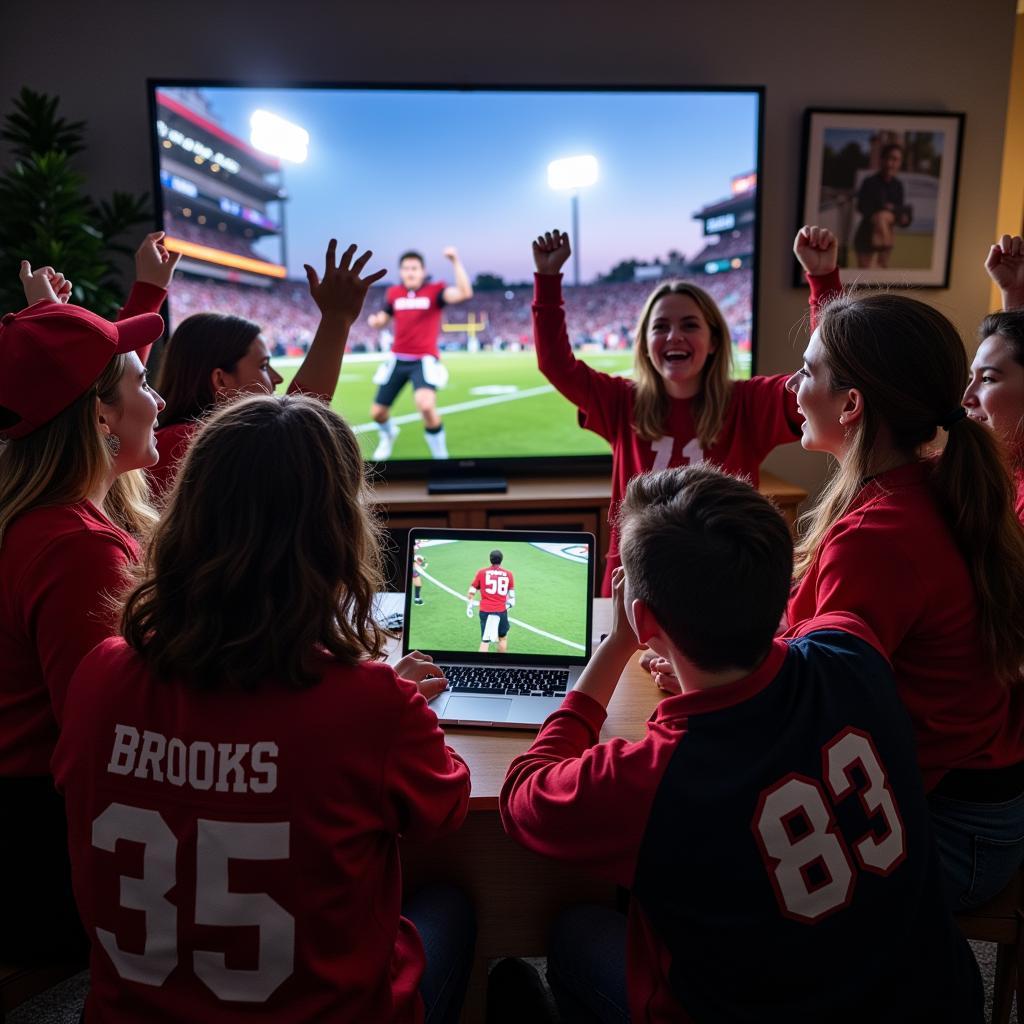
[{"xmin": 147, "ymin": 81, "xmax": 763, "ymax": 483}]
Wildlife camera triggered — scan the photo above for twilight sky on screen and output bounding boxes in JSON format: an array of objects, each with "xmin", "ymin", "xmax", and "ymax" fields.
[{"xmin": 186, "ymin": 87, "xmax": 758, "ymax": 283}]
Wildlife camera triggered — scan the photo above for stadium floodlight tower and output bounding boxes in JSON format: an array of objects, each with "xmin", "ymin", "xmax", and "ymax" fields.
[
  {"xmin": 547, "ymin": 155, "xmax": 598, "ymax": 286},
  {"xmin": 249, "ymin": 109, "xmax": 310, "ymax": 278}
]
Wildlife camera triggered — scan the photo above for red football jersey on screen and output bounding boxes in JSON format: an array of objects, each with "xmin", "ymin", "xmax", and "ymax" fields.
[
  {"xmin": 386, "ymin": 281, "xmax": 446, "ymax": 359},
  {"xmin": 471, "ymin": 567, "xmax": 514, "ymax": 613},
  {"xmin": 52, "ymin": 638, "xmax": 470, "ymax": 1023}
]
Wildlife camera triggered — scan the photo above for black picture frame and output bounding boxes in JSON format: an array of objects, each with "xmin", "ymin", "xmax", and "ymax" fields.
[{"xmin": 795, "ymin": 108, "xmax": 964, "ymax": 288}]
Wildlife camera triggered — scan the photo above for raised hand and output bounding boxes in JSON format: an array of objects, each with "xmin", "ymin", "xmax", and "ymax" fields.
[
  {"xmin": 442, "ymin": 246, "xmax": 458, "ymax": 262},
  {"xmin": 19, "ymin": 261, "xmax": 61, "ymax": 305},
  {"xmin": 533, "ymin": 230, "xmax": 572, "ymax": 275},
  {"xmin": 135, "ymin": 231, "xmax": 182, "ymax": 289},
  {"xmin": 304, "ymin": 239, "xmax": 388, "ymax": 323},
  {"xmin": 985, "ymin": 235, "xmax": 1024, "ymax": 310},
  {"xmin": 794, "ymin": 225, "xmax": 838, "ymax": 276}
]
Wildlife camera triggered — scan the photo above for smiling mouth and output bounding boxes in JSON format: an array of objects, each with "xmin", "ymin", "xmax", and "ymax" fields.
[{"xmin": 663, "ymin": 351, "xmax": 693, "ymax": 363}]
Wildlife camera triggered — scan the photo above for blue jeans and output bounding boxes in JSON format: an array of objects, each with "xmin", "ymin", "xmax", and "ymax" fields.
[
  {"xmin": 547, "ymin": 904, "xmax": 630, "ymax": 1024},
  {"xmin": 928, "ymin": 789, "xmax": 1024, "ymax": 910},
  {"xmin": 404, "ymin": 883, "xmax": 476, "ymax": 1024}
]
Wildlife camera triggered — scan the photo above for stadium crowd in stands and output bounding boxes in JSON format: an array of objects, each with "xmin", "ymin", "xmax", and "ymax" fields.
[{"xmin": 169, "ymin": 268, "xmax": 752, "ymax": 355}]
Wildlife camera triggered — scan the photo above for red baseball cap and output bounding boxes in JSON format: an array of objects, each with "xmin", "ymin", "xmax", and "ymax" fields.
[{"xmin": 0, "ymin": 300, "xmax": 164, "ymax": 440}]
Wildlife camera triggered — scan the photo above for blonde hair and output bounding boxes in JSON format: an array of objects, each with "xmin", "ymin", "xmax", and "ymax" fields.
[
  {"xmin": 794, "ymin": 292, "xmax": 1024, "ymax": 682},
  {"xmin": 0, "ymin": 354, "xmax": 157, "ymax": 547},
  {"xmin": 121, "ymin": 394, "xmax": 390, "ymax": 689},
  {"xmin": 631, "ymin": 281, "xmax": 733, "ymax": 446}
]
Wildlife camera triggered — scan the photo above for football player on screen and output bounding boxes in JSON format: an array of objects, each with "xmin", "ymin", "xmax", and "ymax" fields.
[
  {"xmin": 466, "ymin": 549, "xmax": 515, "ymax": 653},
  {"xmin": 368, "ymin": 248, "xmax": 473, "ymax": 461},
  {"xmin": 412, "ymin": 553, "xmax": 428, "ymax": 605}
]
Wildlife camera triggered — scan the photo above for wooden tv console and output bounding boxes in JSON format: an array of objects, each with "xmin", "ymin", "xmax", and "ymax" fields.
[{"xmin": 370, "ymin": 471, "xmax": 807, "ymax": 592}]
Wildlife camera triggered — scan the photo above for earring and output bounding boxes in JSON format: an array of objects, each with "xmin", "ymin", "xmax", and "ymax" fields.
[{"xmin": 105, "ymin": 433, "xmax": 122, "ymax": 457}]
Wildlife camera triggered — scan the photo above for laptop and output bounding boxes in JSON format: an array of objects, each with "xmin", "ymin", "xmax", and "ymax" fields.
[{"xmin": 401, "ymin": 527, "xmax": 596, "ymax": 728}]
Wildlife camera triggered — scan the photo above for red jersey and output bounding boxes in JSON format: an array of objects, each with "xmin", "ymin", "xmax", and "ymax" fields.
[
  {"xmin": 786, "ymin": 461, "xmax": 1024, "ymax": 790},
  {"xmin": 533, "ymin": 273, "xmax": 802, "ymax": 594},
  {"xmin": 500, "ymin": 615, "xmax": 981, "ymax": 1023},
  {"xmin": 385, "ymin": 281, "xmax": 446, "ymax": 359},
  {"xmin": 0, "ymin": 502, "xmax": 139, "ymax": 776},
  {"xmin": 471, "ymin": 566, "xmax": 514, "ymax": 613},
  {"xmin": 53, "ymin": 638, "xmax": 471, "ymax": 1023},
  {"xmin": 149, "ymin": 420, "xmax": 199, "ymax": 500},
  {"xmin": 1015, "ymin": 467, "xmax": 1024, "ymax": 524}
]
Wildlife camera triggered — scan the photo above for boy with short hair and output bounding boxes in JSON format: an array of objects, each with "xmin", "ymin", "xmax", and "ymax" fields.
[{"xmin": 499, "ymin": 465, "xmax": 982, "ymax": 1023}]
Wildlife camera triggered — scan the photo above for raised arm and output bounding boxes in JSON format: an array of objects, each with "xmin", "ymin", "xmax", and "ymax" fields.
[
  {"xmin": 441, "ymin": 246, "xmax": 473, "ymax": 305},
  {"xmin": 985, "ymin": 234, "xmax": 1024, "ymax": 311},
  {"xmin": 794, "ymin": 224, "xmax": 842, "ymax": 331},
  {"xmin": 121, "ymin": 232, "xmax": 181, "ymax": 363},
  {"xmin": 289, "ymin": 239, "xmax": 387, "ymax": 401},
  {"xmin": 531, "ymin": 229, "xmax": 623, "ymax": 419}
]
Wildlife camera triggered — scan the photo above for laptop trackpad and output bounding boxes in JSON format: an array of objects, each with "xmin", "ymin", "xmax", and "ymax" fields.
[{"xmin": 443, "ymin": 696, "xmax": 513, "ymax": 722}]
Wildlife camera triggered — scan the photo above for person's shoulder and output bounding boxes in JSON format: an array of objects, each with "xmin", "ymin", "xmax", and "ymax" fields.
[
  {"xmin": 6, "ymin": 501, "xmax": 135, "ymax": 558},
  {"xmin": 76, "ymin": 635, "xmax": 137, "ymax": 680},
  {"xmin": 786, "ymin": 612, "xmax": 891, "ymax": 667}
]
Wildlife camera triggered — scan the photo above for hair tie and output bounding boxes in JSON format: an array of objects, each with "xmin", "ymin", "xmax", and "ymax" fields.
[{"xmin": 938, "ymin": 407, "xmax": 967, "ymax": 430}]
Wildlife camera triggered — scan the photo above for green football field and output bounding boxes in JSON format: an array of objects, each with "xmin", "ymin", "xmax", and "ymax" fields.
[
  {"xmin": 405, "ymin": 540, "xmax": 589, "ymax": 657},
  {"xmin": 278, "ymin": 350, "xmax": 631, "ymax": 461}
]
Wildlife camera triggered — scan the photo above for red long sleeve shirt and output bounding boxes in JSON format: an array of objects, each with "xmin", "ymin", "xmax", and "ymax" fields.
[
  {"xmin": 532, "ymin": 273, "xmax": 801, "ymax": 594},
  {"xmin": 0, "ymin": 504, "xmax": 140, "ymax": 775},
  {"xmin": 786, "ymin": 462, "xmax": 1024, "ymax": 790},
  {"xmin": 54, "ymin": 639, "xmax": 470, "ymax": 1023}
]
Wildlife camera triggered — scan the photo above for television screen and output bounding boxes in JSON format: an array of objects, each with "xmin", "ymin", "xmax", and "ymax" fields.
[{"xmin": 148, "ymin": 83, "xmax": 762, "ymax": 471}]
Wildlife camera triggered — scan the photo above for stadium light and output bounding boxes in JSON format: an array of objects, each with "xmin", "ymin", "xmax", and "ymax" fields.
[
  {"xmin": 250, "ymin": 110, "xmax": 309, "ymax": 163},
  {"xmin": 547, "ymin": 155, "xmax": 598, "ymax": 191},
  {"xmin": 547, "ymin": 155, "xmax": 598, "ymax": 286}
]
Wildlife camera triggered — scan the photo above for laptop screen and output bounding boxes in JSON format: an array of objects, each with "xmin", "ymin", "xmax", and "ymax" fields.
[{"xmin": 404, "ymin": 529, "xmax": 595, "ymax": 665}]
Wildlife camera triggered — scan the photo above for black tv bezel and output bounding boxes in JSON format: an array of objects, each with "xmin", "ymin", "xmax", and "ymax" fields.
[{"xmin": 146, "ymin": 79, "xmax": 765, "ymax": 481}]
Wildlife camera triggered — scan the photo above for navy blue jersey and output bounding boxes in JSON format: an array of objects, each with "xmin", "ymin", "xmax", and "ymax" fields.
[{"xmin": 634, "ymin": 627, "xmax": 980, "ymax": 1022}]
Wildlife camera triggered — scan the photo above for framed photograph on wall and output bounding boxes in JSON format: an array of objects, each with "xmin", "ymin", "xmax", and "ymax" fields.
[{"xmin": 796, "ymin": 108, "xmax": 965, "ymax": 287}]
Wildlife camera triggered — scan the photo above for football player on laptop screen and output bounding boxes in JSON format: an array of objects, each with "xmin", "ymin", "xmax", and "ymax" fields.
[{"xmin": 501, "ymin": 466, "xmax": 982, "ymax": 1023}]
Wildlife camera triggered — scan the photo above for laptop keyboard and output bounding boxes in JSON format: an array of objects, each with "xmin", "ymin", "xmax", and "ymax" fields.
[{"xmin": 438, "ymin": 664, "xmax": 570, "ymax": 697}]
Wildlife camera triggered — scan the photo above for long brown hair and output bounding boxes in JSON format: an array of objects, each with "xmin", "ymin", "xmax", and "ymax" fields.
[
  {"xmin": 121, "ymin": 394, "xmax": 389, "ymax": 689},
  {"xmin": 0, "ymin": 354, "xmax": 156, "ymax": 546},
  {"xmin": 978, "ymin": 309, "xmax": 1024, "ymax": 467},
  {"xmin": 156, "ymin": 312, "xmax": 261, "ymax": 427},
  {"xmin": 631, "ymin": 281, "xmax": 733, "ymax": 446},
  {"xmin": 794, "ymin": 292, "xmax": 1024, "ymax": 682}
]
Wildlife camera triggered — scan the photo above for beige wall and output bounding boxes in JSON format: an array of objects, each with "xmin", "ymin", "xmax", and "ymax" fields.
[{"xmin": 1, "ymin": 0, "xmax": 1019, "ymax": 498}]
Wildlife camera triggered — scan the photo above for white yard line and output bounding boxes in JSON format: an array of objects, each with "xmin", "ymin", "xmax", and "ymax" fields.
[
  {"xmin": 416, "ymin": 567, "xmax": 586, "ymax": 652},
  {"xmin": 350, "ymin": 383, "xmax": 556, "ymax": 434}
]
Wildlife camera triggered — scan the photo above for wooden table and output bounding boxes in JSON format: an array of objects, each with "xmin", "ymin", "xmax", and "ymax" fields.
[{"xmin": 397, "ymin": 601, "xmax": 656, "ymax": 1021}]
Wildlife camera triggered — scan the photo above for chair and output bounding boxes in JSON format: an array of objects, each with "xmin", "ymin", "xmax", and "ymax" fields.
[
  {"xmin": 956, "ymin": 867, "xmax": 1024, "ymax": 1024},
  {"xmin": 0, "ymin": 962, "xmax": 80, "ymax": 1022}
]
